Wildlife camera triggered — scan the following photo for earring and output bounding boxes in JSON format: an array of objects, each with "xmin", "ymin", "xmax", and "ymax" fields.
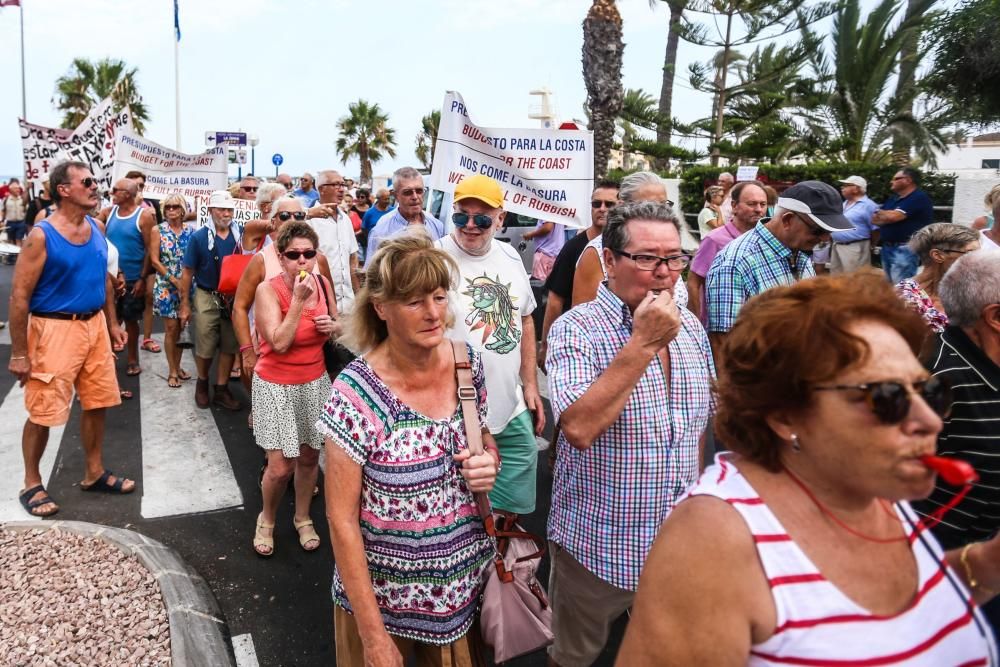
[{"xmin": 790, "ymin": 434, "xmax": 801, "ymax": 452}]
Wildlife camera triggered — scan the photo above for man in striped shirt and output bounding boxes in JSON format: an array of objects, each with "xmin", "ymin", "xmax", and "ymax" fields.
[{"xmin": 545, "ymin": 201, "xmax": 715, "ymax": 666}]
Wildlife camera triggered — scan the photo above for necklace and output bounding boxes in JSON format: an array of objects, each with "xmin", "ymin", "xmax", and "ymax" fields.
[{"xmin": 783, "ymin": 465, "xmax": 907, "ymax": 544}]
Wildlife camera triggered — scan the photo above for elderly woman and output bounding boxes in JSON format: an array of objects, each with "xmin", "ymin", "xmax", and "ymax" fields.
[
  {"xmin": 149, "ymin": 194, "xmax": 194, "ymax": 387},
  {"xmin": 697, "ymin": 185, "xmax": 726, "ymax": 238},
  {"xmin": 896, "ymin": 223, "xmax": 980, "ymax": 333},
  {"xmin": 319, "ymin": 231, "xmax": 499, "ymax": 666},
  {"xmin": 572, "ymin": 171, "xmax": 689, "ymax": 309},
  {"xmin": 618, "ymin": 272, "xmax": 1000, "ymax": 665},
  {"xmin": 1, "ymin": 180, "xmax": 27, "ymax": 246},
  {"xmin": 251, "ymin": 220, "xmax": 338, "ymax": 557}
]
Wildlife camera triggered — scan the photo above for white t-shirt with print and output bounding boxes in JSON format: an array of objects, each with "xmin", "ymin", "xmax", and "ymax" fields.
[
  {"xmin": 308, "ymin": 209, "xmax": 359, "ymax": 313},
  {"xmin": 437, "ymin": 234, "xmax": 537, "ymax": 433}
]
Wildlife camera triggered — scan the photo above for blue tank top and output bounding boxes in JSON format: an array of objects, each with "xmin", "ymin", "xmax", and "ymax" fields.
[
  {"xmin": 29, "ymin": 217, "xmax": 108, "ymax": 314},
  {"xmin": 106, "ymin": 205, "xmax": 145, "ymax": 281}
]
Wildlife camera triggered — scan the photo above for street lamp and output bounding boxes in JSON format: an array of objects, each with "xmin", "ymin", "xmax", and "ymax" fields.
[{"xmin": 250, "ymin": 135, "xmax": 259, "ymax": 176}]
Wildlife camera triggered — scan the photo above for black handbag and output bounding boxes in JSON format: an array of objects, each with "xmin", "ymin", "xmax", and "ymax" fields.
[{"xmin": 315, "ymin": 275, "xmax": 355, "ymax": 379}]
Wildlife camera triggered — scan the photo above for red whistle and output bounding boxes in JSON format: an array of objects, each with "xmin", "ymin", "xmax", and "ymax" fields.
[{"xmin": 920, "ymin": 455, "xmax": 979, "ymax": 486}]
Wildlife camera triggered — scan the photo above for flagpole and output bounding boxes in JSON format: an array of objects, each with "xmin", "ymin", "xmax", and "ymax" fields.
[
  {"xmin": 174, "ymin": 0, "xmax": 181, "ymax": 150},
  {"xmin": 19, "ymin": 1, "xmax": 26, "ymax": 120}
]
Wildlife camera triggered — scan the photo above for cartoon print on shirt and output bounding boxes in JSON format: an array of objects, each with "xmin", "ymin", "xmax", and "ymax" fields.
[{"xmin": 462, "ymin": 274, "xmax": 521, "ymax": 354}]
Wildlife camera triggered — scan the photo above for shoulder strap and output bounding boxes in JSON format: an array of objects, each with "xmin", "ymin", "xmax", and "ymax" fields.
[{"xmin": 451, "ymin": 340, "xmax": 484, "ymax": 457}]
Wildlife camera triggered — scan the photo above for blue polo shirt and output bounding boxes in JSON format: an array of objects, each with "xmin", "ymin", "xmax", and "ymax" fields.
[
  {"xmin": 182, "ymin": 226, "xmax": 238, "ymax": 291},
  {"xmin": 362, "ymin": 204, "xmax": 394, "ymax": 232},
  {"xmin": 879, "ymin": 189, "xmax": 934, "ymax": 243},
  {"xmin": 293, "ymin": 187, "xmax": 320, "ymax": 208}
]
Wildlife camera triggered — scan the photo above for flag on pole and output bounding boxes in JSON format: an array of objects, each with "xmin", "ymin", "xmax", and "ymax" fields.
[
  {"xmin": 173, "ymin": 0, "xmax": 181, "ymax": 41},
  {"xmin": 0, "ymin": 1, "xmax": 22, "ymax": 7}
]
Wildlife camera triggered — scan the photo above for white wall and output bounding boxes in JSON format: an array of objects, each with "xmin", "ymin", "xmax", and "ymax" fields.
[
  {"xmin": 952, "ymin": 171, "xmax": 1000, "ymax": 226},
  {"xmin": 936, "ymin": 144, "xmax": 1000, "ymax": 171}
]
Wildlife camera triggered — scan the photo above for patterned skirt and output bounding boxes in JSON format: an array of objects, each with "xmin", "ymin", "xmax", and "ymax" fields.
[{"xmin": 252, "ymin": 373, "xmax": 331, "ymax": 457}]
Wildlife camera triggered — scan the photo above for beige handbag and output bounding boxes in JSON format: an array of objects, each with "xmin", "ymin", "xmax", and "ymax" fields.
[{"xmin": 450, "ymin": 341, "xmax": 554, "ymax": 663}]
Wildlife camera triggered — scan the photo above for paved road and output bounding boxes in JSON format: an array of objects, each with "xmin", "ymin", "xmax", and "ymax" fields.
[{"xmin": 0, "ymin": 262, "xmax": 625, "ymax": 666}]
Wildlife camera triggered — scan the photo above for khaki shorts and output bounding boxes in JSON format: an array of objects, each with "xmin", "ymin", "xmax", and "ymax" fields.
[
  {"xmin": 25, "ymin": 314, "xmax": 121, "ymax": 427},
  {"xmin": 193, "ymin": 287, "xmax": 237, "ymax": 359},
  {"xmin": 334, "ymin": 606, "xmax": 484, "ymax": 667},
  {"xmin": 547, "ymin": 542, "xmax": 634, "ymax": 667}
]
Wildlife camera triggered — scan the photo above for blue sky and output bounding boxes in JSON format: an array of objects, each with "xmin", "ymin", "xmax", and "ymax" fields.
[{"xmin": 0, "ymin": 0, "xmax": 943, "ymax": 183}]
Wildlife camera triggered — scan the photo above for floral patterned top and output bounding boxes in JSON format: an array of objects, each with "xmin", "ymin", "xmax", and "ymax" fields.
[
  {"xmin": 896, "ymin": 278, "xmax": 948, "ymax": 333},
  {"xmin": 152, "ymin": 222, "xmax": 194, "ymax": 319},
  {"xmin": 315, "ymin": 345, "xmax": 492, "ymax": 645}
]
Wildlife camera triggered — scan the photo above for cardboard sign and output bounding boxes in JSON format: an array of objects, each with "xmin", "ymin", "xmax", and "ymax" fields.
[
  {"xmin": 194, "ymin": 196, "xmax": 260, "ymax": 229},
  {"xmin": 429, "ymin": 91, "xmax": 594, "ymax": 228},
  {"xmin": 736, "ymin": 166, "xmax": 759, "ymax": 182},
  {"xmin": 111, "ymin": 131, "xmax": 227, "ymax": 200}
]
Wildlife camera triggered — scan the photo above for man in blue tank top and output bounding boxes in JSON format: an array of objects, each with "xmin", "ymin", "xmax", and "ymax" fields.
[
  {"xmin": 98, "ymin": 179, "xmax": 157, "ymax": 376},
  {"xmin": 7, "ymin": 161, "xmax": 132, "ymax": 517}
]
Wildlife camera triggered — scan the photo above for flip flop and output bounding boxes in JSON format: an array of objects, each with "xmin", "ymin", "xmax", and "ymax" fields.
[
  {"xmin": 119, "ymin": 389, "xmax": 133, "ymax": 400},
  {"xmin": 126, "ymin": 364, "xmax": 142, "ymax": 376},
  {"xmin": 18, "ymin": 484, "xmax": 59, "ymax": 517},
  {"xmin": 167, "ymin": 375, "xmax": 181, "ymax": 388},
  {"xmin": 81, "ymin": 470, "xmax": 135, "ymax": 494},
  {"xmin": 141, "ymin": 338, "xmax": 161, "ymax": 353}
]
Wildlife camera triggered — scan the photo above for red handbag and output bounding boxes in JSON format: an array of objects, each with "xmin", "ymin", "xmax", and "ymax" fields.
[{"xmin": 217, "ymin": 234, "xmax": 264, "ymax": 295}]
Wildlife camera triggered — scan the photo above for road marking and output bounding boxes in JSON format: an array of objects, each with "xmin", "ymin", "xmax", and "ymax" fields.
[
  {"xmin": 138, "ymin": 337, "xmax": 243, "ymax": 518},
  {"xmin": 0, "ymin": 325, "xmax": 10, "ymax": 346},
  {"xmin": 0, "ymin": 382, "xmax": 65, "ymax": 520},
  {"xmin": 232, "ymin": 633, "xmax": 260, "ymax": 667}
]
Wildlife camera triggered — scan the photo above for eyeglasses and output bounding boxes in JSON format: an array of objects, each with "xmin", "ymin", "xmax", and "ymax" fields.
[
  {"xmin": 452, "ymin": 212, "xmax": 495, "ymax": 229},
  {"xmin": 283, "ymin": 249, "xmax": 317, "ymax": 260},
  {"xmin": 612, "ymin": 249, "xmax": 690, "ymax": 271},
  {"xmin": 398, "ymin": 187, "xmax": 425, "ymax": 198},
  {"xmin": 241, "ymin": 186, "xmax": 258, "ymax": 192},
  {"xmin": 591, "ymin": 200, "xmax": 616, "ymax": 209},
  {"xmin": 813, "ymin": 376, "xmax": 951, "ymax": 425},
  {"xmin": 936, "ymin": 248, "xmax": 973, "ymax": 255},
  {"xmin": 275, "ymin": 211, "xmax": 308, "ymax": 221},
  {"xmin": 319, "ymin": 181, "xmax": 347, "ymax": 188},
  {"xmin": 792, "ymin": 213, "xmax": 826, "ymax": 237},
  {"xmin": 111, "ymin": 187, "xmax": 131, "ymax": 194}
]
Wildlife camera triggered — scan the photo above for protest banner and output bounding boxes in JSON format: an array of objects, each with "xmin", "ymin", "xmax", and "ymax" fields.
[
  {"xmin": 112, "ymin": 130, "xmax": 227, "ymax": 200},
  {"xmin": 194, "ymin": 195, "xmax": 260, "ymax": 229},
  {"xmin": 19, "ymin": 96, "xmax": 132, "ymax": 192},
  {"xmin": 429, "ymin": 91, "xmax": 594, "ymax": 228},
  {"xmin": 736, "ymin": 165, "xmax": 759, "ymax": 182}
]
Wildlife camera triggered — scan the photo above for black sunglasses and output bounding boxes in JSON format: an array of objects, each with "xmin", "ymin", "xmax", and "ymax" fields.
[
  {"xmin": 813, "ymin": 376, "xmax": 951, "ymax": 425},
  {"xmin": 241, "ymin": 186, "xmax": 258, "ymax": 192},
  {"xmin": 452, "ymin": 212, "xmax": 495, "ymax": 229},
  {"xmin": 76, "ymin": 177, "xmax": 96, "ymax": 189},
  {"xmin": 163, "ymin": 204, "xmax": 183, "ymax": 211},
  {"xmin": 283, "ymin": 249, "xmax": 317, "ymax": 260},
  {"xmin": 276, "ymin": 211, "xmax": 308, "ymax": 222},
  {"xmin": 591, "ymin": 200, "xmax": 615, "ymax": 209}
]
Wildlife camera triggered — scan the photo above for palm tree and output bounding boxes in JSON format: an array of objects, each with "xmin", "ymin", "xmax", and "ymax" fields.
[
  {"xmin": 618, "ymin": 89, "xmax": 657, "ymax": 170},
  {"xmin": 891, "ymin": 0, "xmax": 938, "ymax": 165},
  {"xmin": 336, "ymin": 100, "xmax": 397, "ymax": 184},
  {"xmin": 415, "ymin": 110, "xmax": 441, "ymax": 171},
  {"xmin": 582, "ymin": 0, "xmax": 624, "ymax": 180},
  {"xmin": 650, "ymin": 0, "xmax": 688, "ymax": 170},
  {"xmin": 54, "ymin": 57, "xmax": 149, "ymax": 133}
]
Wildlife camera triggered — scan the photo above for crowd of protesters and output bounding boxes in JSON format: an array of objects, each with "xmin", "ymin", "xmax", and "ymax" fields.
[{"xmin": 5, "ymin": 160, "xmax": 1000, "ymax": 665}]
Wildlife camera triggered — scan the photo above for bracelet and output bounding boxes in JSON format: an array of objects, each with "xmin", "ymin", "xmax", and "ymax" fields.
[
  {"xmin": 961, "ymin": 543, "xmax": 999, "ymax": 596},
  {"xmin": 10, "ymin": 355, "xmax": 26, "ymax": 360},
  {"xmin": 239, "ymin": 343, "xmax": 254, "ymax": 353}
]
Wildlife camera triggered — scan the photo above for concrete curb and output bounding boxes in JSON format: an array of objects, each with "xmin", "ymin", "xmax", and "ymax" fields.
[{"xmin": 1, "ymin": 520, "xmax": 236, "ymax": 667}]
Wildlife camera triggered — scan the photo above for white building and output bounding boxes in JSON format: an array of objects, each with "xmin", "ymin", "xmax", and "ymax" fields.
[{"xmin": 935, "ymin": 133, "xmax": 1000, "ymax": 171}]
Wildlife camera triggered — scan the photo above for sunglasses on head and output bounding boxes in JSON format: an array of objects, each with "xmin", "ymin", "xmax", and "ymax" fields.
[
  {"xmin": 452, "ymin": 212, "xmax": 495, "ymax": 229},
  {"xmin": 813, "ymin": 376, "xmax": 951, "ymax": 425},
  {"xmin": 591, "ymin": 200, "xmax": 615, "ymax": 209},
  {"xmin": 283, "ymin": 249, "xmax": 317, "ymax": 260},
  {"xmin": 276, "ymin": 211, "xmax": 307, "ymax": 221}
]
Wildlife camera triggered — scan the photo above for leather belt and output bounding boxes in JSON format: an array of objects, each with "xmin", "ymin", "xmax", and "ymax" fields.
[{"xmin": 31, "ymin": 310, "xmax": 100, "ymax": 321}]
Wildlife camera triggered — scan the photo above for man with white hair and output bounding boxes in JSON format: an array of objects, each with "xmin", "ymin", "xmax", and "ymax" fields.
[
  {"xmin": 293, "ymin": 172, "xmax": 319, "ymax": 208},
  {"xmin": 717, "ymin": 171, "xmax": 735, "ymax": 224},
  {"xmin": 307, "ymin": 170, "xmax": 359, "ymax": 313},
  {"xmin": 830, "ymin": 175, "xmax": 878, "ymax": 273},
  {"xmin": 365, "ymin": 166, "xmax": 444, "ymax": 264}
]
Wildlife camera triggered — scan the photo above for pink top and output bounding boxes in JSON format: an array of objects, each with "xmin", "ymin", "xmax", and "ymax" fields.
[
  {"xmin": 254, "ymin": 274, "xmax": 329, "ymax": 385},
  {"xmin": 691, "ymin": 221, "xmax": 745, "ymax": 322}
]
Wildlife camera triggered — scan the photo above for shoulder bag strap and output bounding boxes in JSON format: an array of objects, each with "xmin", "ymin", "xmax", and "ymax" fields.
[{"xmin": 450, "ymin": 340, "xmax": 497, "ymax": 536}]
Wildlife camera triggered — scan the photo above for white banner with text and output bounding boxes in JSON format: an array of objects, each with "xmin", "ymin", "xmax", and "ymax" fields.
[{"xmin": 111, "ymin": 131, "xmax": 227, "ymax": 200}]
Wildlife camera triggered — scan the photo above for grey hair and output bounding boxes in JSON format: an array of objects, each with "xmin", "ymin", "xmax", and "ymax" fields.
[
  {"xmin": 908, "ymin": 223, "xmax": 980, "ymax": 265},
  {"xmin": 602, "ymin": 201, "xmax": 680, "ymax": 252},
  {"xmin": 315, "ymin": 170, "xmax": 341, "ymax": 187},
  {"xmin": 618, "ymin": 171, "xmax": 666, "ymax": 203},
  {"xmin": 392, "ymin": 166, "xmax": 423, "ymax": 189},
  {"xmin": 256, "ymin": 182, "xmax": 288, "ymax": 215},
  {"xmin": 939, "ymin": 249, "xmax": 1000, "ymax": 327}
]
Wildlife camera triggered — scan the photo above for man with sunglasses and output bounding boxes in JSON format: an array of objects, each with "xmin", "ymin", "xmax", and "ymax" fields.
[
  {"xmin": 8, "ymin": 161, "xmax": 132, "ymax": 516},
  {"xmin": 706, "ymin": 181, "xmax": 853, "ymax": 355},
  {"xmin": 307, "ymin": 170, "xmax": 359, "ymax": 313},
  {"xmin": 179, "ymin": 190, "xmax": 243, "ymax": 411},
  {"xmin": 293, "ymin": 173, "xmax": 320, "ymax": 209},
  {"xmin": 545, "ymin": 200, "xmax": 714, "ymax": 666},
  {"xmin": 236, "ymin": 176, "xmax": 259, "ymax": 201},
  {"xmin": 364, "ymin": 167, "xmax": 443, "ymax": 266},
  {"xmin": 873, "ymin": 167, "xmax": 935, "ymax": 284},
  {"xmin": 436, "ymin": 174, "xmax": 545, "ymax": 520}
]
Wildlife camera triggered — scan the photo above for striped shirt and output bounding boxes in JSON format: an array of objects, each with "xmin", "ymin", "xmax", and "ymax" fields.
[
  {"xmin": 689, "ymin": 454, "xmax": 997, "ymax": 666},
  {"xmin": 706, "ymin": 221, "xmax": 815, "ymax": 333},
  {"xmin": 913, "ymin": 327, "xmax": 1000, "ymax": 550},
  {"xmin": 546, "ymin": 283, "xmax": 715, "ymax": 590}
]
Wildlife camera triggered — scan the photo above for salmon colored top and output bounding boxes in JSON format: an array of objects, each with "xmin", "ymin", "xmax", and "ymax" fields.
[{"xmin": 255, "ymin": 274, "xmax": 329, "ymax": 385}]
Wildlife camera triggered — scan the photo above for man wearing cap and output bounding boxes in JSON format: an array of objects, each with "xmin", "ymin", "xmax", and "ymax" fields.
[
  {"xmin": 365, "ymin": 167, "xmax": 444, "ymax": 265},
  {"xmin": 830, "ymin": 175, "xmax": 878, "ymax": 274},
  {"xmin": 178, "ymin": 190, "xmax": 243, "ymax": 411},
  {"xmin": 436, "ymin": 174, "xmax": 545, "ymax": 518},
  {"xmin": 706, "ymin": 181, "xmax": 852, "ymax": 352},
  {"xmin": 872, "ymin": 167, "xmax": 935, "ymax": 283}
]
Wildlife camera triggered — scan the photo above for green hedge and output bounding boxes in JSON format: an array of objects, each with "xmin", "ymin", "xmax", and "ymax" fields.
[{"xmin": 677, "ymin": 163, "xmax": 955, "ymax": 219}]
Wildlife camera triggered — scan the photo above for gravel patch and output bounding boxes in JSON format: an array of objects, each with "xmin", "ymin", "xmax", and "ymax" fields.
[{"xmin": 0, "ymin": 527, "xmax": 170, "ymax": 666}]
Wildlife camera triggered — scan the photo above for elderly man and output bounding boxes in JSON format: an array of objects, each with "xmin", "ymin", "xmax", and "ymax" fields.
[
  {"xmin": 293, "ymin": 172, "xmax": 320, "ymax": 208},
  {"xmin": 98, "ymin": 177, "xmax": 158, "ymax": 374},
  {"xmin": 546, "ymin": 201, "xmax": 715, "ymax": 666},
  {"xmin": 717, "ymin": 171, "xmax": 735, "ymax": 224},
  {"xmin": 365, "ymin": 167, "xmax": 444, "ymax": 264},
  {"xmin": 276, "ymin": 173, "xmax": 293, "ymax": 192},
  {"xmin": 706, "ymin": 181, "xmax": 852, "ymax": 352},
  {"xmin": 830, "ymin": 175, "xmax": 878, "ymax": 274},
  {"xmin": 179, "ymin": 190, "xmax": 242, "ymax": 411},
  {"xmin": 873, "ymin": 167, "xmax": 935, "ymax": 282},
  {"xmin": 8, "ymin": 161, "xmax": 131, "ymax": 516},
  {"xmin": 436, "ymin": 174, "xmax": 545, "ymax": 517},
  {"xmin": 307, "ymin": 170, "xmax": 360, "ymax": 313},
  {"xmin": 687, "ymin": 180, "xmax": 767, "ymax": 323},
  {"xmin": 235, "ymin": 175, "xmax": 259, "ymax": 201}
]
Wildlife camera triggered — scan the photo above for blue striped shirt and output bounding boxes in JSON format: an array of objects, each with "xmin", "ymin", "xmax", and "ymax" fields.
[
  {"xmin": 706, "ymin": 221, "xmax": 815, "ymax": 333},
  {"xmin": 546, "ymin": 284, "xmax": 715, "ymax": 590}
]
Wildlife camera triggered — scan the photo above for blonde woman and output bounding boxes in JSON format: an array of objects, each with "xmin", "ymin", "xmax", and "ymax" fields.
[
  {"xmin": 150, "ymin": 194, "xmax": 195, "ymax": 387},
  {"xmin": 972, "ymin": 183, "xmax": 1000, "ymax": 231}
]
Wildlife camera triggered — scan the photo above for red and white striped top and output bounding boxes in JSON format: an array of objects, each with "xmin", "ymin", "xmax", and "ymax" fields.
[{"xmin": 687, "ymin": 454, "xmax": 998, "ymax": 666}]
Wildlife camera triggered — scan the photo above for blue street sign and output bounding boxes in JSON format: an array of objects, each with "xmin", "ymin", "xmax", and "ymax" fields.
[
  {"xmin": 272, "ymin": 153, "xmax": 284, "ymax": 166},
  {"xmin": 215, "ymin": 131, "xmax": 247, "ymax": 146}
]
